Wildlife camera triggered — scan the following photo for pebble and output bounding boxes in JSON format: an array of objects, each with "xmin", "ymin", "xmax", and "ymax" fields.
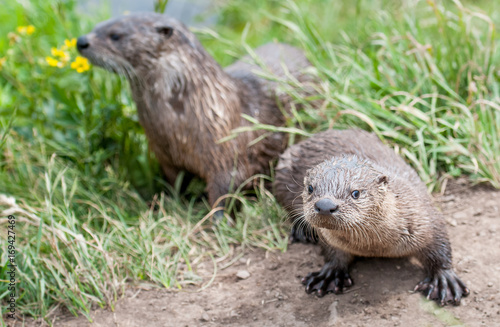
[
  {"xmin": 442, "ymin": 195, "xmax": 456, "ymax": 202},
  {"xmin": 236, "ymin": 270, "xmax": 250, "ymax": 280},
  {"xmin": 452, "ymin": 212, "xmax": 468, "ymax": 220},
  {"xmin": 200, "ymin": 312, "xmax": 210, "ymax": 322},
  {"xmin": 486, "ymin": 200, "xmax": 499, "ymax": 208}
]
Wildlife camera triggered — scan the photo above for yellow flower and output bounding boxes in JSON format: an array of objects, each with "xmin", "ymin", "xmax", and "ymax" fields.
[
  {"xmin": 64, "ymin": 38, "xmax": 77, "ymax": 49},
  {"xmin": 70, "ymin": 56, "xmax": 90, "ymax": 73},
  {"xmin": 16, "ymin": 25, "xmax": 35, "ymax": 35},
  {"xmin": 26, "ymin": 25, "xmax": 35, "ymax": 35},
  {"xmin": 51, "ymin": 47, "xmax": 70, "ymax": 63},
  {"xmin": 46, "ymin": 56, "xmax": 63, "ymax": 68},
  {"xmin": 0, "ymin": 57, "xmax": 6, "ymax": 70}
]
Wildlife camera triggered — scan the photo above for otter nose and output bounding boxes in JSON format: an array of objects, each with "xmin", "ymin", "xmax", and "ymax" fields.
[
  {"xmin": 314, "ymin": 198, "xmax": 338, "ymax": 215},
  {"xmin": 77, "ymin": 36, "xmax": 90, "ymax": 51}
]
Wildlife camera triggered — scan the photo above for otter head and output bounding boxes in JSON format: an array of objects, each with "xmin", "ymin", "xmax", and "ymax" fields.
[
  {"xmin": 302, "ymin": 155, "xmax": 389, "ymax": 231},
  {"xmin": 77, "ymin": 13, "xmax": 198, "ymax": 76}
]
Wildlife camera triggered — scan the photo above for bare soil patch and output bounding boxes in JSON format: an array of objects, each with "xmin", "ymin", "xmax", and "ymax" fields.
[{"xmin": 18, "ymin": 181, "xmax": 500, "ymax": 326}]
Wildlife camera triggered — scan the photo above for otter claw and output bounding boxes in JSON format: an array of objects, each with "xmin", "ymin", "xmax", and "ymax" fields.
[
  {"xmin": 415, "ymin": 269, "xmax": 469, "ymax": 306},
  {"xmin": 301, "ymin": 265, "xmax": 352, "ymax": 296}
]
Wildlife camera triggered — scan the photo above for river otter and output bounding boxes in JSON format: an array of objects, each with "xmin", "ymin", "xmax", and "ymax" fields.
[
  {"xmin": 274, "ymin": 129, "xmax": 469, "ymax": 306},
  {"xmin": 77, "ymin": 13, "xmax": 312, "ymax": 214}
]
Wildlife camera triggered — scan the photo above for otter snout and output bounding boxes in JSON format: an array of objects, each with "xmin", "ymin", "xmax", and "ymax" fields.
[
  {"xmin": 77, "ymin": 36, "xmax": 90, "ymax": 51},
  {"xmin": 314, "ymin": 198, "xmax": 338, "ymax": 215}
]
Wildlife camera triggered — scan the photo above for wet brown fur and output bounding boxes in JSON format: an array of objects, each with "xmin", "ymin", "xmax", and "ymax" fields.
[
  {"xmin": 274, "ymin": 129, "xmax": 468, "ymax": 304},
  {"xmin": 78, "ymin": 13, "xmax": 312, "ymax": 207}
]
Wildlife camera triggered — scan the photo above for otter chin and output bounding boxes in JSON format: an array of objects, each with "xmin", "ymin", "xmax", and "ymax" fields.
[{"xmin": 274, "ymin": 129, "xmax": 469, "ymax": 306}]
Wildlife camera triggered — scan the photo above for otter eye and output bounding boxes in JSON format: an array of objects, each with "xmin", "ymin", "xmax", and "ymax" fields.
[
  {"xmin": 351, "ymin": 190, "xmax": 360, "ymax": 199},
  {"xmin": 110, "ymin": 33, "xmax": 120, "ymax": 41},
  {"xmin": 308, "ymin": 185, "xmax": 314, "ymax": 194}
]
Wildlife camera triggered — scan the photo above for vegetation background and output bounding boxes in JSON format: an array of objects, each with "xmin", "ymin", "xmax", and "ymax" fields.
[{"xmin": 0, "ymin": 0, "xmax": 498, "ymax": 324}]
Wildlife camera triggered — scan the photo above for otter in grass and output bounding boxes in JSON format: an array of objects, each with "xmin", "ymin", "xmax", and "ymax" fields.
[
  {"xmin": 274, "ymin": 129, "xmax": 469, "ymax": 306},
  {"xmin": 77, "ymin": 13, "xmax": 313, "ymax": 216}
]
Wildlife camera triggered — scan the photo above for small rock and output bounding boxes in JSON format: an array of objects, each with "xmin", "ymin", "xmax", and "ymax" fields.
[
  {"xmin": 230, "ymin": 310, "xmax": 239, "ymax": 317},
  {"xmin": 488, "ymin": 282, "xmax": 493, "ymax": 288},
  {"xmin": 448, "ymin": 219, "xmax": 458, "ymax": 227},
  {"xmin": 236, "ymin": 270, "xmax": 250, "ymax": 280},
  {"xmin": 200, "ymin": 312, "xmax": 210, "ymax": 322},
  {"xmin": 453, "ymin": 212, "xmax": 468, "ymax": 220},
  {"xmin": 266, "ymin": 262, "xmax": 280, "ymax": 271},
  {"xmin": 442, "ymin": 195, "xmax": 456, "ymax": 202},
  {"xmin": 486, "ymin": 200, "xmax": 499, "ymax": 208}
]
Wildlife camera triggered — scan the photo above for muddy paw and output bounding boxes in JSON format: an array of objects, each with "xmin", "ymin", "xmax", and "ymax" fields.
[
  {"xmin": 414, "ymin": 269, "xmax": 470, "ymax": 306},
  {"xmin": 290, "ymin": 222, "xmax": 318, "ymax": 244},
  {"xmin": 301, "ymin": 264, "xmax": 353, "ymax": 297}
]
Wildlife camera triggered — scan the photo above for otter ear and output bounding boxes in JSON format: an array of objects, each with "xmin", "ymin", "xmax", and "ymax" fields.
[
  {"xmin": 155, "ymin": 26, "xmax": 174, "ymax": 38},
  {"xmin": 376, "ymin": 175, "xmax": 388, "ymax": 184}
]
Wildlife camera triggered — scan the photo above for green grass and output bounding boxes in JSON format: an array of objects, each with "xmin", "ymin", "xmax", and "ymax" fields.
[{"xmin": 0, "ymin": 0, "xmax": 499, "ymax": 324}]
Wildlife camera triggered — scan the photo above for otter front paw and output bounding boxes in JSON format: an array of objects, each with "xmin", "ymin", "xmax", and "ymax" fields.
[
  {"xmin": 301, "ymin": 264, "xmax": 353, "ymax": 297},
  {"xmin": 414, "ymin": 269, "xmax": 470, "ymax": 306},
  {"xmin": 290, "ymin": 223, "xmax": 318, "ymax": 244}
]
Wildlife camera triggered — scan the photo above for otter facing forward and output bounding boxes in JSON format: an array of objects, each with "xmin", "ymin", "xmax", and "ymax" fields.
[
  {"xmin": 77, "ymin": 13, "xmax": 312, "ymax": 212},
  {"xmin": 274, "ymin": 129, "xmax": 469, "ymax": 306}
]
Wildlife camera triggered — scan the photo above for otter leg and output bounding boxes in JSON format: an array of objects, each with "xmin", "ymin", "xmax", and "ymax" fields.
[
  {"xmin": 302, "ymin": 244, "xmax": 354, "ymax": 297},
  {"xmin": 160, "ymin": 164, "xmax": 180, "ymax": 186},
  {"xmin": 414, "ymin": 241, "xmax": 470, "ymax": 306},
  {"xmin": 206, "ymin": 172, "xmax": 239, "ymax": 222}
]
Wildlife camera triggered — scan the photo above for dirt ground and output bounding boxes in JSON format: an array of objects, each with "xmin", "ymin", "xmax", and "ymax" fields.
[{"xmin": 18, "ymin": 180, "xmax": 500, "ymax": 326}]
